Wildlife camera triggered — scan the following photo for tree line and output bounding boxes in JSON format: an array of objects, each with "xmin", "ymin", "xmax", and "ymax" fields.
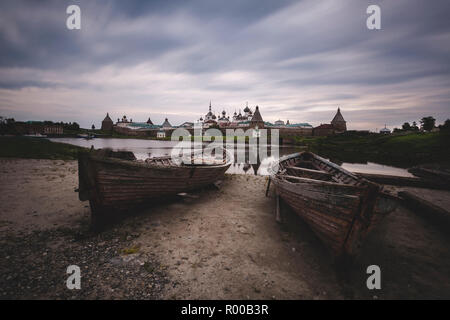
[{"xmin": 393, "ymin": 116, "xmax": 450, "ymax": 133}]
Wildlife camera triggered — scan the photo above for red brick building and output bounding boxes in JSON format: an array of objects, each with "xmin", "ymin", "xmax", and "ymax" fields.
[{"xmin": 313, "ymin": 108, "xmax": 347, "ymax": 136}]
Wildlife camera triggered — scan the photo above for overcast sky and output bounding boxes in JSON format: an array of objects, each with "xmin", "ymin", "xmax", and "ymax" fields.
[{"xmin": 0, "ymin": 0, "xmax": 449, "ymax": 130}]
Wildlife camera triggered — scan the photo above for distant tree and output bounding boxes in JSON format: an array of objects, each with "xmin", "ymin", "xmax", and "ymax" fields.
[
  {"xmin": 411, "ymin": 121, "xmax": 419, "ymax": 131},
  {"xmin": 420, "ymin": 116, "xmax": 436, "ymax": 132},
  {"xmin": 439, "ymin": 119, "xmax": 450, "ymax": 133},
  {"xmin": 63, "ymin": 122, "xmax": 80, "ymax": 131},
  {"xmin": 0, "ymin": 117, "xmax": 5, "ymax": 135},
  {"xmin": 402, "ymin": 122, "xmax": 411, "ymax": 131},
  {"xmin": 91, "ymin": 124, "xmax": 95, "ymax": 130},
  {"xmin": 71, "ymin": 122, "xmax": 80, "ymax": 131},
  {"xmin": 393, "ymin": 128, "xmax": 402, "ymax": 133}
]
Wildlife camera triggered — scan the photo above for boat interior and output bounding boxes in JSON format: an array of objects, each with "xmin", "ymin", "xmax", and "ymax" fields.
[
  {"xmin": 90, "ymin": 148, "xmax": 229, "ymax": 167},
  {"xmin": 278, "ymin": 153, "xmax": 365, "ymax": 186},
  {"xmin": 143, "ymin": 154, "xmax": 227, "ymax": 167}
]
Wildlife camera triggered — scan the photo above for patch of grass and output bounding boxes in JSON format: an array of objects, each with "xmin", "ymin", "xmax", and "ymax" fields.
[
  {"xmin": 122, "ymin": 246, "xmax": 140, "ymax": 255},
  {"xmin": 0, "ymin": 136, "xmax": 88, "ymax": 160},
  {"xmin": 288, "ymin": 131, "xmax": 450, "ymax": 167}
]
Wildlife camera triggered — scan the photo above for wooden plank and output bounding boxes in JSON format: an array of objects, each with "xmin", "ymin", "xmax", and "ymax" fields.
[
  {"xmin": 398, "ymin": 191, "xmax": 450, "ymax": 228},
  {"xmin": 279, "ymin": 175, "xmax": 363, "ymax": 193},
  {"xmin": 275, "ymin": 194, "xmax": 283, "ymax": 223},
  {"xmin": 286, "ymin": 166, "xmax": 332, "ymax": 180},
  {"xmin": 357, "ymin": 173, "xmax": 450, "ymax": 190},
  {"xmin": 265, "ymin": 177, "xmax": 272, "ymax": 197}
]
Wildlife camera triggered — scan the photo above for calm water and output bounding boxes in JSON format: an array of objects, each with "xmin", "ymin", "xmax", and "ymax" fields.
[{"xmin": 50, "ymin": 137, "xmax": 413, "ymax": 177}]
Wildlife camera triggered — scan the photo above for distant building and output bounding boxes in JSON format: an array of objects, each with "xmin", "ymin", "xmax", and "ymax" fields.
[
  {"xmin": 331, "ymin": 107, "xmax": 347, "ymax": 132},
  {"xmin": 250, "ymin": 106, "xmax": 264, "ymax": 129},
  {"xmin": 243, "ymin": 103, "xmax": 253, "ymax": 119},
  {"xmin": 162, "ymin": 118, "xmax": 172, "ymax": 129},
  {"xmin": 230, "ymin": 103, "xmax": 255, "ymax": 126},
  {"xmin": 202, "ymin": 101, "xmax": 218, "ymax": 127},
  {"xmin": 101, "ymin": 113, "xmax": 114, "ymax": 131},
  {"xmin": 43, "ymin": 125, "xmax": 63, "ymax": 135},
  {"xmin": 194, "ymin": 101, "xmax": 265, "ymax": 129},
  {"xmin": 380, "ymin": 125, "xmax": 391, "ymax": 134},
  {"xmin": 179, "ymin": 122, "xmax": 194, "ymax": 128},
  {"xmin": 106, "ymin": 101, "xmax": 340, "ymax": 138},
  {"xmin": 313, "ymin": 107, "xmax": 347, "ymax": 136},
  {"xmin": 252, "ymin": 126, "xmax": 261, "ymax": 138},
  {"xmin": 116, "ymin": 115, "xmax": 132, "ymax": 127},
  {"xmin": 157, "ymin": 129, "xmax": 166, "ymax": 138},
  {"xmin": 313, "ymin": 124, "xmax": 335, "ymax": 136},
  {"xmin": 218, "ymin": 110, "xmax": 230, "ymax": 127},
  {"xmin": 285, "ymin": 123, "xmax": 313, "ymax": 129}
]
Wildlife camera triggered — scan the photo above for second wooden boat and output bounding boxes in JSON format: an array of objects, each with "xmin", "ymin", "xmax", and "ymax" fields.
[
  {"xmin": 269, "ymin": 152, "xmax": 397, "ymax": 257},
  {"xmin": 78, "ymin": 148, "xmax": 232, "ymax": 225}
]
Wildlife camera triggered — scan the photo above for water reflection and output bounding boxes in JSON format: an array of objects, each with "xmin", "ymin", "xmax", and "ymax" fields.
[{"xmin": 50, "ymin": 138, "xmax": 412, "ymax": 177}]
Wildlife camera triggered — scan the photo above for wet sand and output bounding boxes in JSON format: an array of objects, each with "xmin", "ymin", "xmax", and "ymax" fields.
[{"xmin": 1, "ymin": 158, "xmax": 449, "ymax": 299}]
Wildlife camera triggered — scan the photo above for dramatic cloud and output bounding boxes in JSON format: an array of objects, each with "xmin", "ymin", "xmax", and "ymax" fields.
[{"xmin": 0, "ymin": 0, "xmax": 449, "ymax": 130}]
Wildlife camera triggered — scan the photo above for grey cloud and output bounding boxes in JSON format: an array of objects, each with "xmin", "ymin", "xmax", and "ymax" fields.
[{"xmin": 0, "ymin": 0, "xmax": 449, "ymax": 129}]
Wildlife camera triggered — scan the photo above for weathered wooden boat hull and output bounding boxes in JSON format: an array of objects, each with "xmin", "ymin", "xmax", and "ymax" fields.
[
  {"xmin": 355, "ymin": 172, "xmax": 450, "ymax": 190},
  {"xmin": 78, "ymin": 149, "xmax": 231, "ymax": 223},
  {"xmin": 408, "ymin": 164, "xmax": 450, "ymax": 190},
  {"xmin": 270, "ymin": 152, "xmax": 397, "ymax": 257}
]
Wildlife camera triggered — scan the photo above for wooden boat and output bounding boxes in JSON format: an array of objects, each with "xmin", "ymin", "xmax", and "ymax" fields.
[
  {"xmin": 269, "ymin": 152, "xmax": 398, "ymax": 257},
  {"xmin": 408, "ymin": 163, "xmax": 450, "ymax": 189},
  {"xmin": 78, "ymin": 148, "xmax": 232, "ymax": 225}
]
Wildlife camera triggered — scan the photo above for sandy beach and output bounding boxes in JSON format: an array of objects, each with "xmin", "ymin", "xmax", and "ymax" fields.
[{"xmin": 1, "ymin": 158, "xmax": 450, "ymax": 299}]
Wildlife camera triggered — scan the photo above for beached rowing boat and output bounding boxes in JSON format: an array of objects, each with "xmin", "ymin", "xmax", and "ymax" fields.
[
  {"xmin": 408, "ymin": 164, "xmax": 450, "ymax": 189},
  {"xmin": 269, "ymin": 152, "xmax": 398, "ymax": 257},
  {"xmin": 78, "ymin": 148, "xmax": 232, "ymax": 225}
]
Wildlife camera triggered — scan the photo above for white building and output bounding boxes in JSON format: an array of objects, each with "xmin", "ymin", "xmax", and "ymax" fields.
[
  {"xmin": 157, "ymin": 130, "xmax": 166, "ymax": 138},
  {"xmin": 380, "ymin": 125, "xmax": 391, "ymax": 134}
]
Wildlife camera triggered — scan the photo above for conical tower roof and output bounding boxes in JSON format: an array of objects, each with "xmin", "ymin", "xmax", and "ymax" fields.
[
  {"xmin": 103, "ymin": 113, "xmax": 113, "ymax": 122},
  {"xmin": 162, "ymin": 118, "xmax": 172, "ymax": 128},
  {"xmin": 251, "ymin": 106, "xmax": 263, "ymax": 122},
  {"xmin": 147, "ymin": 117, "xmax": 153, "ymax": 125},
  {"xmin": 331, "ymin": 107, "xmax": 345, "ymax": 123}
]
